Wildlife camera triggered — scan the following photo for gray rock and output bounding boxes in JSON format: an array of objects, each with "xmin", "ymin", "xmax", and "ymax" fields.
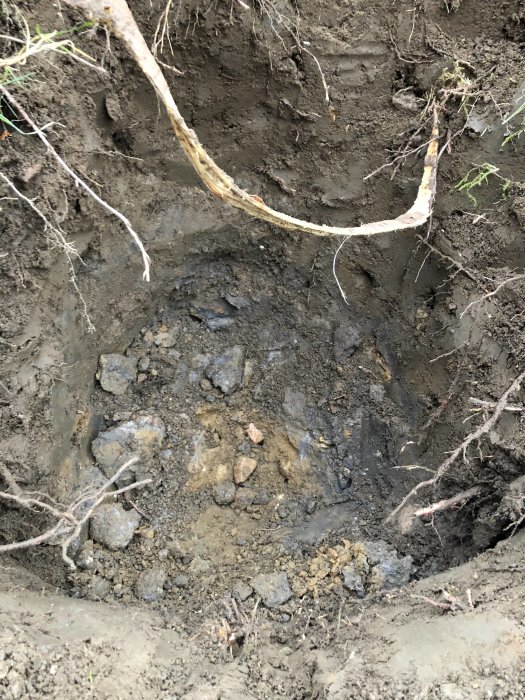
[
  {"xmin": 392, "ymin": 89, "xmax": 419, "ymax": 113},
  {"xmin": 172, "ymin": 574, "xmax": 189, "ymax": 588},
  {"xmin": 90, "ymin": 503, "xmax": 141, "ymax": 550},
  {"xmin": 253, "ymin": 489, "xmax": 270, "ymax": 506},
  {"xmin": 190, "ymin": 299, "xmax": 235, "ymax": 330},
  {"xmin": 364, "ymin": 541, "xmax": 413, "ymax": 590},
  {"xmin": 98, "ymin": 354, "xmax": 137, "ymax": 395},
  {"xmin": 232, "ymin": 581, "xmax": 253, "ymax": 602},
  {"xmin": 252, "ymin": 572, "xmax": 293, "ymax": 608},
  {"xmin": 333, "ymin": 322, "xmax": 362, "ymax": 363},
  {"xmin": 135, "ymin": 568, "xmax": 167, "ymax": 602},
  {"xmin": 92, "ymin": 416, "xmax": 165, "ymax": 484},
  {"xmin": 206, "ymin": 345, "xmax": 245, "ymax": 395},
  {"xmin": 234, "ymin": 487, "xmax": 256, "ymax": 510},
  {"xmin": 83, "ymin": 576, "xmax": 111, "ymax": 601},
  {"xmin": 342, "ymin": 565, "xmax": 366, "ymax": 598},
  {"xmin": 369, "ymin": 383, "xmax": 386, "ymax": 403},
  {"xmin": 213, "ymin": 481, "xmax": 236, "ymax": 506}
]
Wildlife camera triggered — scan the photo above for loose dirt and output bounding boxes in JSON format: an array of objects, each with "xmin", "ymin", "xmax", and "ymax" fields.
[{"xmin": 1, "ymin": 0, "xmax": 524, "ymax": 697}]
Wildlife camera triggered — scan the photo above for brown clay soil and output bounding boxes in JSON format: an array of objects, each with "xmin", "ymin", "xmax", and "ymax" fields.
[{"xmin": 1, "ymin": 0, "xmax": 525, "ymax": 697}]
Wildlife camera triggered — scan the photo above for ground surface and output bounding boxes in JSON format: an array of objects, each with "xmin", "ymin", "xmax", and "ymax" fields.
[{"xmin": 0, "ymin": 0, "xmax": 525, "ymax": 697}]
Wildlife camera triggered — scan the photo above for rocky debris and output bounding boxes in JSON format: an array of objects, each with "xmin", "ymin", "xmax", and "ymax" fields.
[
  {"xmin": 206, "ymin": 345, "xmax": 245, "ymax": 394},
  {"xmin": 234, "ymin": 487, "xmax": 256, "ymax": 509},
  {"xmin": 246, "ymin": 423, "xmax": 264, "ymax": 444},
  {"xmin": 392, "ymin": 88, "xmax": 419, "ymax": 113},
  {"xmin": 232, "ymin": 581, "xmax": 253, "ymax": 602},
  {"xmin": 212, "ymin": 480, "xmax": 236, "ymax": 506},
  {"xmin": 171, "ymin": 574, "xmax": 189, "ymax": 588},
  {"xmin": 92, "ymin": 416, "xmax": 166, "ymax": 484},
  {"xmin": 135, "ymin": 568, "xmax": 167, "ymax": 602},
  {"xmin": 342, "ymin": 564, "xmax": 366, "ymax": 598},
  {"xmin": 104, "ymin": 93, "xmax": 123, "ymax": 122},
  {"xmin": 333, "ymin": 322, "xmax": 362, "ymax": 363},
  {"xmin": 252, "ymin": 572, "xmax": 293, "ymax": 608},
  {"xmin": 97, "ymin": 353, "xmax": 137, "ymax": 395},
  {"xmin": 89, "ymin": 503, "xmax": 141, "ymax": 550},
  {"xmin": 234, "ymin": 456, "xmax": 257, "ymax": 484}
]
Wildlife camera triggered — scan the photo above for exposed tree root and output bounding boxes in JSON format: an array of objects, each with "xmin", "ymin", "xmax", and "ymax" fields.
[{"xmin": 64, "ymin": 0, "xmax": 440, "ymax": 243}]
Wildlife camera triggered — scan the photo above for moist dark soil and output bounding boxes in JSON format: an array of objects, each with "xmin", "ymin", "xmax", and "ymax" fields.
[{"xmin": 1, "ymin": 0, "xmax": 525, "ymax": 698}]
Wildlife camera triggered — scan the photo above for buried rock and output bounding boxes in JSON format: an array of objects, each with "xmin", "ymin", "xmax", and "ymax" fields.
[
  {"xmin": 97, "ymin": 353, "xmax": 137, "ymax": 395},
  {"xmin": 89, "ymin": 503, "xmax": 141, "ymax": 550},
  {"xmin": 92, "ymin": 416, "xmax": 166, "ymax": 485},
  {"xmin": 234, "ymin": 456, "xmax": 257, "ymax": 484},
  {"xmin": 206, "ymin": 345, "xmax": 245, "ymax": 395},
  {"xmin": 212, "ymin": 480, "xmax": 236, "ymax": 506},
  {"xmin": 252, "ymin": 572, "xmax": 293, "ymax": 608},
  {"xmin": 135, "ymin": 568, "xmax": 167, "ymax": 602}
]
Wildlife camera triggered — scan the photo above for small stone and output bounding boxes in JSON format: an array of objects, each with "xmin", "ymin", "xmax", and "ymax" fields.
[
  {"xmin": 252, "ymin": 572, "xmax": 293, "ymax": 608},
  {"xmin": 138, "ymin": 356, "xmax": 150, "ymax": 371},
  {"xmin": 172, "ymin": 574, "xmax": 189, "ymax": 588},
  {"xmin": 232, "ymin": 581, "xmax": 253, "ymax": 602},
  {"xmin": 363, "ymin": 541, "xmax": 413, "ymax": 590},
  {"xmin": 234, "ymin": 487, "xmax": 256, "ymax": 509},
  {"xmin": 135, "ymin": 568, "xmax": 167, "ymax": 601},
  {"xmin": 333, "ymin": 322, "xmax": 362, "ymax": 363},
  {"xmin": 304, "ymin": 498, "xmax": 317, "ymax": 515},
  {"xmin": 76, "ymin": 540, "xmax": 95, "ymax": 570},
  {"xmin": 158, "ymin": 548, "xmax": 169, "ymax": 560},
  {"xmin": 278, "ymin": 460, "xmax": 293, "ymax": 481},
  {"xmin": 234, "ymin": 456, "xmax": 257, "ymax": 484},
  {"xmin": 98, "ymin": 354, "xmax": 137, "ymax": 395},
  {"xmin": 154, "ymin": 328, "xmax": 178, "ymax": 348},
  {"xmin": 213, "ymin": 481, "xmax": 236, "ymax": 506},
  {"xmin": 90, "ymin": 503, "xmax": 141, "ymax": 550},
  {"xmin": 92, "ymin": 416, "xmax": 166, "ymax": 484},
  {"xmin": 392, "ymin": 89, "xmax": 419, "ymax": 113},
  {"xmin": 369, "ymin": 383, "xmax": 385, "ymax": 403},
  {"xmin": 104, "ymin": 93, "xmax": 123, "ymax": 121},
  {"xmin": 246, "ymin": 423, "xmax": 264, "ymax": 444},
  {"xmin": 253, "ymin": 489, "xmax": 270, "ymax": 505},
  {"xmin": 342, "ymin": 565, "xmax": 366, "ymax": 598},
  {"xmin": 137, "ymin": 373, "xmax": 147, "ymax": 383},
  {"xmin": 83, "ymin": 575, "xmax": 111, "ymax": 601},
  {"xmin": 206, "ymin": 345, "xmax": 245, "ymax": 395}
]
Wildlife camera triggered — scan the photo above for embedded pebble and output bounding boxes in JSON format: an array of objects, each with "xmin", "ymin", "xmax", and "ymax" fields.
[
  {"xmin": 342, "ymin": 565, "xmax": 366, "ymax": 598},
  {"xmin": 252, "ymin": 572, "xmax": 293, "ymax": 608},
  {"xmin": 135, "ymin": 568, "xmax": 167, "ymax": 601},
  {"xmin": 97, "ymin": 354, "xmax": 137, "ymax": 395},
  {"xmin": 333, "ymin": 323, "xmax": 362, "ymax": 363},
  {"xmin": 92, "ymin": 416, "xmax": 166, "ymax": 484},
  {"xmin": 75, "ymin": 540, "xmax": 95, "ymax": 570},
  {"xmin": 234, "ymin": 487, "xmax": 256, "ymax": 510},
  {"xmin": 234, "ymin": 456, "xmax": 257, "ymax": 484},
  {"xmin": 232, "ymin": 581, "xmax": 253, "ymax": 602},
  {"xmin": 83, "ymin": 576, "xmax": 111, "ymax": 601},
  {"xmin": 206, "ymin": 345, "xmax": 245, "ymax": 394},
  {"xmin": 213, "ymin": 480, "xmax": 236, "ymax": 506},
  {"xmin": 90, "ymin": 503, "xmax": 141, "ymax": 550},
  {"xmin": 246, "ymin": 423, "xmax": 264, "ymax": 444}
]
